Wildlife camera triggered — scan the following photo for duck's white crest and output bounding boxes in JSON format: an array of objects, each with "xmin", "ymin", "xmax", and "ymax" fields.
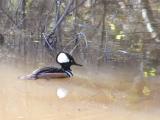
[{"xmin": 57, "ymin": 53, "xmax": 69, "ymax": 63}]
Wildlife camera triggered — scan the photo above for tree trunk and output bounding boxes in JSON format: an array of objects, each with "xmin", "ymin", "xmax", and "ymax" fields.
[
  {"xmin": 98, "ymin": 0, "xmax": 106, "ymax": 65},
  {"xmin": 20, "ymin": 0, "xmax": 26, "ymax": 29},
  {"xmin": 141, "ymin": 0, "xmax": 160, "ymax": 43},
  {"xmin": 55, "ymin": 0, "xmax": 62, "ymax": 50}
]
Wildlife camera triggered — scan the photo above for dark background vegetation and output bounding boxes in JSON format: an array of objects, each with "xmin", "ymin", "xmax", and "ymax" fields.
[{"xmin": 0, "ymin": 0, "xmax": 160, "ymax": 79}]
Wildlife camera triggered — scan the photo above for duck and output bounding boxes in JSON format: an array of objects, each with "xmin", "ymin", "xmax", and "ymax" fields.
[{"xmin": 19, "ymin": 52, "xmax": 82, "ymax": 80}]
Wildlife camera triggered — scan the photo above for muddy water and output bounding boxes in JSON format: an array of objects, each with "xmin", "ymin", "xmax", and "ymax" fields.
[{"xmin": 0, "ymin": 65, "xmax": 160, "ymax": 120}]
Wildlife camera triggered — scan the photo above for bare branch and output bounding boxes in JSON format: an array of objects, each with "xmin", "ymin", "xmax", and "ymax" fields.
[
  {"xmin": 68, "ymin": 0, "xmax": 87, "ymax": 13},
  {"xmin": 48, "ymin": 0, "xmax": 74, "ymax": 37},
  {"xmin": 0, "ymin": 8, "xmax": 17, "ymax": 26}
]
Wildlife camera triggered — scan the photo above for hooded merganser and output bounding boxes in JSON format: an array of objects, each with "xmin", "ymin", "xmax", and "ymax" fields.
[{"xmin": 19, "ymin": 52, "xmax": 82, "ymax": 80}]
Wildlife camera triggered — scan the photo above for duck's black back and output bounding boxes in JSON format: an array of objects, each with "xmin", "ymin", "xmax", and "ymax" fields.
[
  {"xmin": 33, "ymin": 67, "xmax": 64, "ymax": 75},
  {"xmin": 32, "ymin": 67, "xmax": 73, "ymax": 78}
]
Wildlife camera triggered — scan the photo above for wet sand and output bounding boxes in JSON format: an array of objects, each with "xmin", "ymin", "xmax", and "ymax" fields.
[{"xmin": 0, "ymin": 65, "xmax": 160, "ymax": 120}]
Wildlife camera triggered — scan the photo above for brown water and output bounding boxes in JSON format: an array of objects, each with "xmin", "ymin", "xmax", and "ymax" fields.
[{"xmin": 0, "ymin": 65, "xmax": 160, "ymax": 120}]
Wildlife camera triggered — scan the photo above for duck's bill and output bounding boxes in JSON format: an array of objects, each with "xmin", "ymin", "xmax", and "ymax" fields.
[{"xmin": 74, "ymin": 62, "xmax": 83, "ymax": 66}]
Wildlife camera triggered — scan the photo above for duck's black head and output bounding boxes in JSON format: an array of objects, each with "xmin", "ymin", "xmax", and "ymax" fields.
[{"xmin": 56, "ymin": 52, "xmax": 82, "ymax": 71}]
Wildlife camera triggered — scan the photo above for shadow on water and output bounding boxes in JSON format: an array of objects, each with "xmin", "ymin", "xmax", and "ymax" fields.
[{"xmin": 0, "ymin": 64, "xmax": 160, "ymax": 120}]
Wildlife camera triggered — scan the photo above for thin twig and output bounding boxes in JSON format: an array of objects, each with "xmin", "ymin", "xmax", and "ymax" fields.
[
  {"xmin": 78, "ymin": 32, "xmax": 88, "ymax": 48},
  {"xmin": 42, "ymin": 33, "xmax": 54, "ymax": 51}
]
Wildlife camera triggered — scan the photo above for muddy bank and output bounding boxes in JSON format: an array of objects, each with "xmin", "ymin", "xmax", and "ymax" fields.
[{"xmin": 0, "ymin": 65, "xmax": 160, "ymax": 120}]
